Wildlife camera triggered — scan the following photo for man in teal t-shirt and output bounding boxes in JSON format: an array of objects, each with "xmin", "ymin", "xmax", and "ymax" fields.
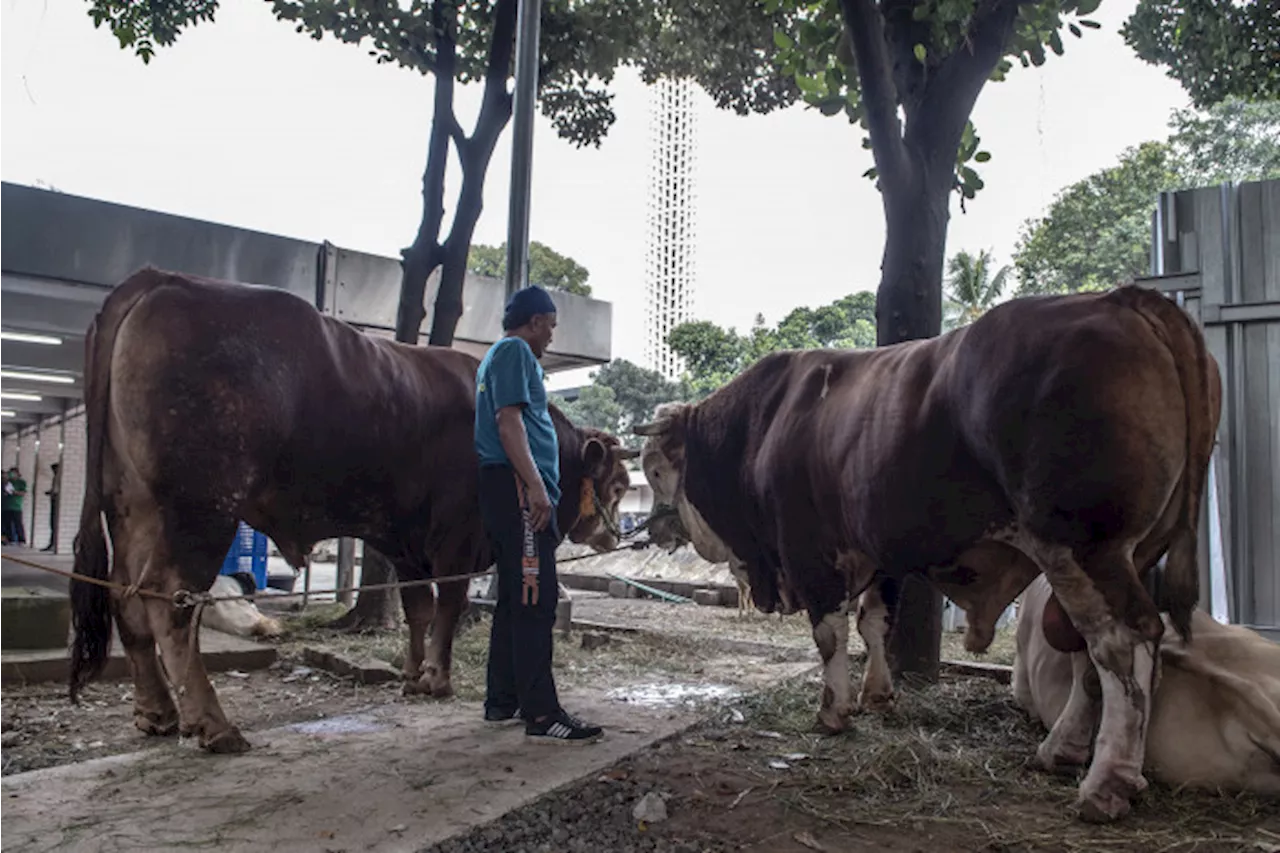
[{"xmin": 474, "ymin": 285, "xmax": 603, "ymax": 746}]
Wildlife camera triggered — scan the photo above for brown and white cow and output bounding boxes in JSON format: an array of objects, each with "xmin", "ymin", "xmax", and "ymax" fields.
[
  {"xmin": 69, "ymin": 267, "xmax": 635, "ymax": 753},
  {"xmin": 1015, "ymin": 573, "xmax": 1280, "ymax": 795},
  {"xmin": 635, "ymin": 285, "xmax": 1221, "ymax": 822}
]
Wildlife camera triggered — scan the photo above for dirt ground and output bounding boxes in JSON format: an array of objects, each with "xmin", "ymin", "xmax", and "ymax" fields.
[
  {"xmin": 425, "ymin": 669, "xmax": 1280, "ymax": 853},
  {"xmin": 5, "ymin": 596, "xmax": 1274, "ymax": 852},
  {"xmin": 569, "ymin": 594, "xmax": 1018, "ymax": 666},
  {"xmin": 0, "ymin": 600, "xmax": 803, "ymax": 777}
]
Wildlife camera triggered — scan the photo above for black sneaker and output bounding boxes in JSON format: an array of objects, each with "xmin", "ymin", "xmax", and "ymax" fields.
[
  {"xmin": 484, "ymin": 706, "xmax": 522, "ymax": 726},
  {"xmin": 525, "ymin": 710, "xmax": 603, "ymax": 745}
]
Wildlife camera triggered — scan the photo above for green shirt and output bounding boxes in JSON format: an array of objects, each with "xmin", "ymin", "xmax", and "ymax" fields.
[{"xmin": 3, "ymin": 477, "xmax": 27, "ymax": 511}]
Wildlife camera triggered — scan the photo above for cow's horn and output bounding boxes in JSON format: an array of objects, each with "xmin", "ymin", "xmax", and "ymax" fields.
[
  {"xmin": 633, "ymin": 420, "xmax": 666, "ymax": 436},
  {"xmin": 617, "ymin": 447, "xmax": 641, "ymax": 460}
]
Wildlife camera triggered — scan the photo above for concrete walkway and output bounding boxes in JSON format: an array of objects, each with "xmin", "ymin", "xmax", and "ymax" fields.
[{"xmin": 1, "ymin": 688, "xmax": 720, "ymax": 853}]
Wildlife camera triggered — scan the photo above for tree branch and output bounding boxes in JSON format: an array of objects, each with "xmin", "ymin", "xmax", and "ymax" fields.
[
  {"xmin": 838, "ymin": 0, "xmax": 910, "ymax": 190},
  {"xmin": 914, "ymin": 0, "xmax": 1027, "ymax": 152}
]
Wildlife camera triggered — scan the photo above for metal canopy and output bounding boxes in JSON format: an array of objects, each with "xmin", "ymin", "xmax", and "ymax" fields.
[{"xmin": 1, "ymin": 182, "xmax": 613, "ymax": 435}]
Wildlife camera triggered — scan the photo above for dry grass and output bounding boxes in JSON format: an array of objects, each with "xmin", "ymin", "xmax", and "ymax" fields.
[
  {"xmin": 715, "ymin": 669, "xmax": 1280, "ymax": 852},
  {"xmin": 276, "ymin": 607, "xmax": 720, "ymax": 703}
]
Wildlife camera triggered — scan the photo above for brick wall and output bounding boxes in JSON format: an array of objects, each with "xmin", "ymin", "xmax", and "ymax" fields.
[
  {"xmin": 30, "ymin": 420, "xmax": 62, "ymax": 550},
  {"xmin": 57, "ymin": 408, "xmax": 87, "ymax": 557},
  {"xmin": 17, "ymin": 431, "xmax": 38, "ymax": 545}
]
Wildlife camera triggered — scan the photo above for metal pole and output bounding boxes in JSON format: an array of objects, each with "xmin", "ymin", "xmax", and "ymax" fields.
[
  {"xmin": 503, "ymin": 0, "xmax": 543, "ymax": 300},
  {"xmin": 336, "ymin": 537, "xmax": 356, "ymax": 607},
  {"xmin": 54, "ymin": 407, "xmax": 66, "ymax": 554}
]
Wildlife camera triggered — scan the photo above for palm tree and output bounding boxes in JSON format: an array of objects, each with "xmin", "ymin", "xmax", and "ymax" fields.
[{"xmin": 944, "ymin": 249, "xmax": 1011, "ymax": 331}]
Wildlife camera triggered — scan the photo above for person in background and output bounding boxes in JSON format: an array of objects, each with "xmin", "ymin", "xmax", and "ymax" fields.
[
  {"xmin": 474, "ymin": 285, "xmax": 604, "ymax": 745},
  {"xmin": 2, "ymin": 467, "xmax": 28, "ymax": 546},
  {"xmin": 41, "ymin": 462, "xmax": 61, "ymax": 552}
]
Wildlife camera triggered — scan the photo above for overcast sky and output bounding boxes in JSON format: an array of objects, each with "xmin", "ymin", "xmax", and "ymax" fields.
[{"xmin": 2, "ymin": 0, "xmax": 1190, "ymax": 387}]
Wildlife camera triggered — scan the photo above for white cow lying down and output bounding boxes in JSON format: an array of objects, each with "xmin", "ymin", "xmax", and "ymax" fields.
[
  {"xmin": 202, "ymin": 575, "xmax": 284, "ymax": 639},
  {"xmin": 1013, "ymin": 574, "xmax": 1280, "ymax": 795}
]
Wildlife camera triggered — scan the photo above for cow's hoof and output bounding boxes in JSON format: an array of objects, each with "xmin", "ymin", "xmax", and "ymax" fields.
[
  {"xmin": 204, "ymin": 727, "xmax": 251, "ymax": 754},
  {"xmin": 814, "ymin": 707, "xmax": 852, "ymax": 734},
  {"xmin": 412, "ymin": 665, "xmax": 454, "ymax": 699},
  {"xmin": 135, "ymin": 709, "xmax": 179, "ymax": 737},
  {"xmin": 1077, "ymin": 768, "xmax": 1146, "ymax": 823},
  {"xmin": 1037, "ymin": 738, "xmax": 1090, "ymax": 775},
  {"xmin": 857, "ymin": 691, "xmax": 896, "ymax": 713}
]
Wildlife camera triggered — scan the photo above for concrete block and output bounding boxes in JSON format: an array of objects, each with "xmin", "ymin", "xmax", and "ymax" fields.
[
  {"xmin": 302, "ymin": 647, "xmax": 401, "ymax": 685},
  {"xmin": 1, "ymin": 587, "xmax": 71, "ymax": 651},
  {"xmin": 693, "ymin": 589, "xmax": 723, "ymax": 607}
]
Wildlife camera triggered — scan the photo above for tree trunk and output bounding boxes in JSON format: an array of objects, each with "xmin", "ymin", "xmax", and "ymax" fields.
[
  {"xmin": 330, "ymin": 0, "xmax": 516, "ymax": 627},
  {"xmin": 329, "ymin": 545, "xmax": 401, "ymax": 632},
  {"xmin": 877, "ymin": 157, "xmax": 950, "ymax": 682}
]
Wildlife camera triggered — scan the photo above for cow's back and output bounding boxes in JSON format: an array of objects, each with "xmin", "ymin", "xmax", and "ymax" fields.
[{"xmin": 103, "ymin": 269, "xmax": 481, "ymax": 560}]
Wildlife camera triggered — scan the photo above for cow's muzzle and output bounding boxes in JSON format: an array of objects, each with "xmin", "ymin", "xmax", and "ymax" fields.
[{"xmin": 645, "ymin": 502, "xmax": 689, "ymax": 552}]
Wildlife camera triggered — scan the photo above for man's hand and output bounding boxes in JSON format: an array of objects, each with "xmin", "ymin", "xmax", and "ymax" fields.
[{"xmin": 526, "ymin": 481, "xmax": 553, "ymax": 533}]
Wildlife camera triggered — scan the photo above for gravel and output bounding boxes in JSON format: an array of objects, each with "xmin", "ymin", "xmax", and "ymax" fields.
[{"xmin": 420, "ymin": 766, "xmax": 729, "ymax": 853}]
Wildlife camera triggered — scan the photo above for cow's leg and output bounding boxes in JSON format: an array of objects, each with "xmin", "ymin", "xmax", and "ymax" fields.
[
  {"xmin": 115, "ymin": 594, "xmax": 179, "ymax": 736},
  {"xmin": 811, "ymin": 601, "xmax": 854, "ymax": 733},
  {"xmin": 140, "ymin": 524, "xmax": 248, "ymax": 754},
  {"xmin": 1036, "ymin": 650, "xmax": 1101, "ymax": 772},
  {"xmin": 1019, "ymin": 538, "xmax": 1160, "ymax": 822},
  {"xmin": 856, "ymin": 578, "xmax": 898, "ymax": 712},
  {"xmin": 108, "ymin": 519, "xmax": 180, "ymax": 736},
  {"xmin": 413, "ymin": 578, "xmax": 468, "ymax": 698},
  {"xmin": 399, "ymin": 580, "xmax": 436, "ymax": 691}
]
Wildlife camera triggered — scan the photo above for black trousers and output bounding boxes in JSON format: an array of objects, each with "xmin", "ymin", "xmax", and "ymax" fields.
[
  {"xmin": 479, "ymin": 465, "xmax": 561, "ymax": 720},
  {"xmin": 2, "ymin": 509, "xmax": 25, "ymax": 545},
  {"xmin": 44, "ymin": 497, "xmax": 58, "ymax": 550}
]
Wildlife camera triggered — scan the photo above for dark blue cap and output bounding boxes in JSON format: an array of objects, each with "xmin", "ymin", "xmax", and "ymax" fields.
[{"xmin": 502, "ymin": 285, "xmax": 558, "ymax": 330}]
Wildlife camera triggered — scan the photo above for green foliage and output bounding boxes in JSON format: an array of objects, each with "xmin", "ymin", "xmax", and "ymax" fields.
[
  {"xmin": 667, "ymin": 291, "xmax": 876, "ymax": 397},
  {"xmin": 943, "ymin": 249, "xmax": 1010, "ymax": 331},
  {"xmin": 86, "ymin": 0, "xmax": 218, "ymax": 63},
  {"xmin": 467, "ymin": 241, "xmax": 592, "ymax": 296},
  {"xmin": 553, "ymin": 384, "xmax": 624, "ymax": 435},
  {"xmin": 767, "ymin": 0, "xmax": 1102, "ymax": 204},
  {"xmin": 554, "ymin": 359, "xmax": 686, "ymax": 446},
  {"xmin": 1014, "ymin": 98, "xmax": 1280, "ymax": 296},
  {"xmin": 1166, "ymin": 97, "xmax": 1280, "ymax": 187},
  {"xmin": 1122, "ymin": 0, "xmax": 1280, "ymax": 109},
  {"xmin": 85, "ymin": 0, "xmax": 801, "ymax": 148},
  {"xmin": 1014, "ymin": 142, "xmax": 1179, "ymax": 296},
  {"xmin": 590, "ymin": 360, "xmax": 686, "ymax": 430}
]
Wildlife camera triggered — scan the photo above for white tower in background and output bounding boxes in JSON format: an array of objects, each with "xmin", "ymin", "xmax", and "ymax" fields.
[{"xmin": 643, "ymin": 77, "xmax": 699, "ymax": 381}]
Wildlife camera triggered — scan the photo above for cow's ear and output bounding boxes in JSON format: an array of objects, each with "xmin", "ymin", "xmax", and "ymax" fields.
[{"xmin": 582, "ymin": 437, "xmax": 608, "ymax": 478}]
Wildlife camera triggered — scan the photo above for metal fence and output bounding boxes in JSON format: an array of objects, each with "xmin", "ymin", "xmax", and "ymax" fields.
[{"xmin": 1140, "ymin": 178, "xmax": 1280, "ymax": 641}]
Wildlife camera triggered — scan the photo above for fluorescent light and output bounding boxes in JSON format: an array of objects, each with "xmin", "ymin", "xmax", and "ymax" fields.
[
  {"xmin": 0, "ymin": 370, "xmax": 75, "ymax": 385},
  {"xmin": 0, "ymin": 392, "xmax": 41, "ymax": 402},
  {"xmin": 0, "ymin": 411, "xmax": 14, "ymax": 418},
  {"xmin": 1, "ymin": 331, "xmax": 62, "ymax": 346}
]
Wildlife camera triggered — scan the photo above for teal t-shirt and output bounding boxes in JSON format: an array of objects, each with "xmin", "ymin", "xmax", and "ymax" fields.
[{"xmin": 475, "ymin": 337, "xmax": 561, "ymax": 506}]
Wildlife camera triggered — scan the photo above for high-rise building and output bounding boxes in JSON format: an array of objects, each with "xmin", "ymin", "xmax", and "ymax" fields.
[{"xmin": 643, "ymin": 77, "xmax": 698, "ymax": 381}]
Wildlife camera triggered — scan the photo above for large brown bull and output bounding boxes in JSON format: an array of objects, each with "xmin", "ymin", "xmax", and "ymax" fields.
[
  {"xmin": 69, "ymin": 268, "xmax": 635, "ymax": 753},
  {"xmin": 635, "ymin": 285, "xmax": 1221, "ymax": 822}
]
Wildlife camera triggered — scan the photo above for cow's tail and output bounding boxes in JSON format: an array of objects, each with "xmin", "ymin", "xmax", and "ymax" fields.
[
  {"xmin": 1109, "ymin": 284, "xmax": 1219, "ymax": 644},
  {"xmin": 70, "ymin": 268, "xmax": 163, "ymax": 702}
]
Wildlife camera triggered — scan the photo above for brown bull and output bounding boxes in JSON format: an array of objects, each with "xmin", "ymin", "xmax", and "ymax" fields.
[
  {"xmin": 636, "ymin": 285, "xmax": 1221, "ymax": 822},
  {"xmin": 69, "ymin": 267, "xmax": 635, "ymax": 753}
]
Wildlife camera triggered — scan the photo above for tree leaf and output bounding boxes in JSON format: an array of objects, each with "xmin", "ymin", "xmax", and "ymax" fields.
[
  {"xmin": 913, "ymin": 42, "xmax": 927, "ymax": 63},
  {"xmin": 974, "ymin": 151, "xmax": 991, "ymax": 162},
  {"xmin": 1075, "ymin": 0, "xmax": 1101, "ymax": 15},
  {"xmin": 773, "ymin": 30, "xmax": 794, "ymax": 50}
]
